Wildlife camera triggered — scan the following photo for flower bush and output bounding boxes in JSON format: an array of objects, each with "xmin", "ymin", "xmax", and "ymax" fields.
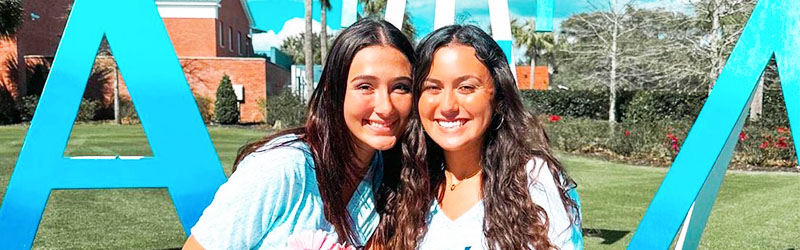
[{"xmin": 543, "ymin": 116, "xmax": 796, "ymax": 169}]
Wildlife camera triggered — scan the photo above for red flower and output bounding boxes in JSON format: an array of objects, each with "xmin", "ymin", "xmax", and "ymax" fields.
[
  {"xmin": 777, "ymin": 126, "xmax": 790, "ymax": 133},
  {"xmin": 760, "ymin": 141, "xmax": 770, "ymax": 149},
  {"xmin": 776, "ymin": 137, "xmax": 789, "ymax": 149},
  {"xmin": 549, "ymin": 115, "xmax": 562, "ymax": 123},
  {"xmin": 738, "ymin": 131, "xmax": 747, "ymax": 141},
  {"xmin": 624, "ymin": 130, "xmax": 631, "ymax": 137},
  {"xmin": 672, "ymin": 143, "xmax": 680, "ymax": 152},
  {"xmin": 666, "ymin": 132, "xmax": 675, "ymax": 139}
]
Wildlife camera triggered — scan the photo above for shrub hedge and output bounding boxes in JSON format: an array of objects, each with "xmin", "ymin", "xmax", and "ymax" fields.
[
  {"xmin": 522, "ymin": 89, "xmax": 789, "ymax": 126},
  {"xmin": 261, "ymin": 89, "xmax": 306, "ymax": 128},
  {"xmin": 542, "ymin": 116, "xmax": 796, "ymax": 169}
]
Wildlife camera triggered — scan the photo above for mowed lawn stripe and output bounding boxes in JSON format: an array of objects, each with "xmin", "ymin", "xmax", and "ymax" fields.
[{"xmin": 0, "ymin": 124, "xmax": 797, "ymax": 249}]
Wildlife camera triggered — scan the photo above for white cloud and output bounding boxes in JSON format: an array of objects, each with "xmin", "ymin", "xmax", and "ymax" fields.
[{"xmin": 252, "ymin": 17, "xmax": 336, "ymax": 53}]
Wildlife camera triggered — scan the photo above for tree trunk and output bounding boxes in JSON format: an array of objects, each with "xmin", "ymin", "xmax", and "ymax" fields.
[
  {"xmin": 708, "ymin": 0, "xmax": 722, "ymax": 92},
  {"xmin": 529, "ymin": 52, "xmax": 536, "ymax": 89},
  {"xmin": 304, "ymin": 0, "xmax": 315, "ymax": 102},
  {"xmin": 321, "ymin": 5, "xmax": 328, "ymax": 68},
  {"xmin": 749, "ymin": 73, "xmax": 764, "ymax": 121},
  {"xmin": 114, "ymin": 66, "xmax": 120, "ymax": 124},
  {"xmin": 609, "ymin": 3, "xmax": 619, "ymax": 133}
]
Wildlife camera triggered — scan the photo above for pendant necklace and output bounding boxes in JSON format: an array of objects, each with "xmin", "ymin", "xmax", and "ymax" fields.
[{"xmin": 446, "ymin": 165, "xmax": 482, "ymax": 191}]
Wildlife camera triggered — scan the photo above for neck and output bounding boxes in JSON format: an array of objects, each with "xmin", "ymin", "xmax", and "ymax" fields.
[
  {"xmin": 353, "ymin": 142, "xmax": 376, "ymax": 175},
  {"xmin": 443, "ymin": 143, "xmax": 483, "ymax": 180}
]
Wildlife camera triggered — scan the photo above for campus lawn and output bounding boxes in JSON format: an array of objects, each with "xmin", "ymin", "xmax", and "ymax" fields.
[{"xmin": 0, "ymin": 124, "xmax": 798, "ymax": 249}]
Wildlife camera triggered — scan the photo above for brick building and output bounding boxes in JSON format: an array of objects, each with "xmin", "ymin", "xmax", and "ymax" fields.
[
  {"xmin": 515, "ymin": 66, "xmax": 550, "ymax": 90},
  {"xmin": 0, "ymin": 0, "xmax": 289, "ymax": 123}
]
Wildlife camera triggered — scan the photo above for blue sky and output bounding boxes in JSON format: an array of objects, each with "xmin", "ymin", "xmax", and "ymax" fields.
[{"xmin": 246, "ymin": 0, "xmax": 692, "ymax": 54}]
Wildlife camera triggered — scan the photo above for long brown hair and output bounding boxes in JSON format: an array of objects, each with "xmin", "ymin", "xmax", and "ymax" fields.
[
  {"xmin": 231, "ymin": 19, "xmax": 415, "ymax": 247},
  {"xmin": 380, "ymin": 25, "xmax": 579, "ymax": 249}
]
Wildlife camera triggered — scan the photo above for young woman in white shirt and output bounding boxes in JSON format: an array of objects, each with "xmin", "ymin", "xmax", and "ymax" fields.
[{"xmin": 376, "ymin": 25, "xmax": 583, "ymax": 250}]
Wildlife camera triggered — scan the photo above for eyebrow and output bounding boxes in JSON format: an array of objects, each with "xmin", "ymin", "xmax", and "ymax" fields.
[
  {"xmin": 392, "ymin": 76, "xmax": 412, "ymax": 83},
  {"xmin": 350, "ymin": 75, "xmax": 379, "ymax": 82},
  {"xmin": 425, "ymin": 75, "xmax": 482, "ymax": 84},
  {"xmin": 351, "ymin": 75, "xmax": 412, "ymax": 83}
]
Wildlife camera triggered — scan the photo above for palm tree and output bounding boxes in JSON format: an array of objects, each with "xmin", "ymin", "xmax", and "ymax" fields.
[
  {"xmin": 304, "ymin": 0, "xmax": 314, "ymax": 101},
  {"xmin": 0, "ymin": 0, "xmax": 23, "ymax": 37},
  {"xmin": 511, "ymin": 18, "xmax": 555, "ymax": 88},
  {"xmin": 358, "ymin": 0, "xmax": 416, "ymax": 41},
  {"xmin": 320, "ymin": 0, "xmax": 332, "ymax": 67}
]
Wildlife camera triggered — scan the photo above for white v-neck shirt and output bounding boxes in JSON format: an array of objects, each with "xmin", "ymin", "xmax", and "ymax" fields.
[{"xmin": 417, "ymin": 157, "xmax": 583, "ymax": 250}]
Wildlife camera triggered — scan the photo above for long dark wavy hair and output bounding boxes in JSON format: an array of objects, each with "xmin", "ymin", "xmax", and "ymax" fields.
[
  {"xmin": 231, "ymin": 19, "xmax": 415, "ymax": 247},
  {"xmin": 379, "ymin": 25, "xmax": 579, "ymax": 249}
]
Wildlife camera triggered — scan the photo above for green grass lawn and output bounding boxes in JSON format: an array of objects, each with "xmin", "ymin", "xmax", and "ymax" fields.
[{"xmin": 1, "ymin": 124, "xmax": 799, "ymax": 249}]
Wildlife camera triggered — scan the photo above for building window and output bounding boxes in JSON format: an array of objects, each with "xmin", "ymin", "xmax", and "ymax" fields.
[
  {"xmin": 246, "ymin": 38, "xmax": 251, "ymax": 56},
  {"xmin": 237, "ymin": 32, "xmax": 242, "ymax": 55},
  {"xmin": 228, "ymin": 27, "xmax": 233, "ymax": 52},
  {"xmin": 219, "ymin": 21, "xmax": 224, "ymax": 47}
]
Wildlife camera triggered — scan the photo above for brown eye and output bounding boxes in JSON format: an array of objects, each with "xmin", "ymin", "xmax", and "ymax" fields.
[
  {"xmin": 356, "ymin": 83, "xmax": 374, "ymax": 93},
  {"xmin": 422, "ymin": 81, "xmax": 441, "ymax": 93},
  {"xmin": 393, "ymin": 83, "xmax": 411, "ymax": 94}
]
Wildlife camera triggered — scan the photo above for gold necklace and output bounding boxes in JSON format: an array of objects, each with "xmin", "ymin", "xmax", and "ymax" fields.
[{"xmin": 446, "ymin": 166, "xmax": 482, "ymax": 191}]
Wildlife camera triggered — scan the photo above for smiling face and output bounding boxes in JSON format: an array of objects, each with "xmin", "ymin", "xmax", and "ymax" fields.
[
  {"xmin": 343, "ymin": 45, "xmax": 413, "ymax": 153},
  {"xmin": 419, "ymin": 44, "xmax": 495, "ymax": 153}
]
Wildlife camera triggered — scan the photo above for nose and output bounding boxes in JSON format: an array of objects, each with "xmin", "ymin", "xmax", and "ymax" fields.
[
  {"xmin": 439, "ymin": 89, "xmax": 458, "ymax": 118},
  {"xmin": 374, "ymin": 89, "xmax": 393, "ymax": 116}
]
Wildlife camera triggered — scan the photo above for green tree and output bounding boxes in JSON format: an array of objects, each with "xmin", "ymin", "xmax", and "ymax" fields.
[
  {"xmin": 214, "ymin": 74, "xmax": 239, "ymax": 124},
  {"xmin": 0, "ymin": 0, "xmax": 23, "ymax": 37},
  {"xmin": 358, "ymin": 0, "xmax": 416, "ymax": 41},
  {"xmin": 320, "ymin": 0, "xmax": 332, "ymax": 67},
  {"xmin": 280, "ymin": 32, "xmax": 333, "ymax": 64},
  {"xmin": 511, "ymin": 18, "xmax": 555, "ymax": 88}
]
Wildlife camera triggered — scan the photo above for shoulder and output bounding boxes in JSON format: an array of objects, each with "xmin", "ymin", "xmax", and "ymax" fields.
[
  {"xmin": 525, "ymin": 156, "xmax": 555, "ymax": 187},
  {"xmin": 234, "ymin": 134, "xmax": 314, "ymax": 180},
  {"xmin": 524, "ymin": 156, "xmax": 582, "ymax": 250}
]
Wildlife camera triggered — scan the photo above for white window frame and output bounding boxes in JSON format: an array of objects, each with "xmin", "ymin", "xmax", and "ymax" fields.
[
  {"xmin": 228, "ymin": 27, "xmax": 233, "ymax": 52},
  {"xmin": 219, "ymin": 21, "xmax": 224, "ymax": 47},
  {"xmin": 237, "ymin": 31, "xmax": 242, "ymax": 55}
]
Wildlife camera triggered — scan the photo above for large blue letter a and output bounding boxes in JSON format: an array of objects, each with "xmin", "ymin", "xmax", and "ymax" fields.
[{"xmin": 0, "ymin": 0, "xmax": 227, "ymax": 248}]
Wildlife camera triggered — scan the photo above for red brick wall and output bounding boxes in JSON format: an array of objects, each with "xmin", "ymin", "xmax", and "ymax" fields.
[
  {"xmin": 112, "ymin": 57, "xmax": 267, "ymax": 123},
  {"xmin": 163, "ymin": 18, "xmax": 218, "ymax": 57},
  {"xmin": 16, "ymin": 0, "xmax": 71, "ymax": 96},
  {"xmin": 217, "ymin": 0, "xmax": 253, "ymax": 57},
  {"xmin": 516, "ymin": 66, "xmax": 550, "ymax": 90}
]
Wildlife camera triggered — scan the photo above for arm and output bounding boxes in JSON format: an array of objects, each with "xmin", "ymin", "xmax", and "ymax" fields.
[{"xmin": 187, "ymin": 145, "xmax": 307, "ymax": 249}]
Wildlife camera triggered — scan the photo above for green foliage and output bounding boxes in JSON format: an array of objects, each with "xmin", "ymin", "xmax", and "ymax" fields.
[
  {"xmin": 195, "ymin": 95, "xmax": 213, "ymax": 124},
  {"xmin": 544, "ymin": 116, "xmax": 794, "ymax": 169},
  {"xmin": 16, "ymin": 95, "xmax": 100, "ymax": 122},
  {"xmin": 280, "ymin": 33, "xmax": 333, "ymax": 64},
  {"xmin": 756, "ymin": 90, "xmax": 790, "ymax": 128},
  {"xmin": 119, "ymin": 99, "xmax": 139, "ymax": 124},
  {"xmin": 16, "ymin": 94, "xmax": 39, "ymax": 122},
  {"xmin": 0, "ymin": 85, "xmax": 19, "ymax": 124},
  {"xmin": 624, "ymin": 90, "xmax": 707, "ymax": 123},
  {"xmin": 76, "ymin": 98, "xmax": 101, "ymax": 122},
  {"xmin": 521, "ymin": 90, "xmax": 633, "ymax": 121},
  {"xmin": 214, "ymin": 74, "xmax": 239, "ymax": 124},
  {"xmin": 262, "ymin": 89, "xmax": 306, "ymax": 128},
  {"xmin": 0, "ymin": 0, "xmax": 23, "ymax": 36}
]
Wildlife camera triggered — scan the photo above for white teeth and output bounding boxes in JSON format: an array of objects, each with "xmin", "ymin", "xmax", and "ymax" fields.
[
  {"xmin": 437, "ymin": 120, "xmax": 463, "ymax": 129},
  {"xmin": 368, "ymin": 121, "xmax": 390, "ymax": 128}
]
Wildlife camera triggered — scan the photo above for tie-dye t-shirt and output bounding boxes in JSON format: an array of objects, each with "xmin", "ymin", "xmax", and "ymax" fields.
[{"xmin": 191, "ymin": 134, "xmax": 383, "ymax": 249}]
